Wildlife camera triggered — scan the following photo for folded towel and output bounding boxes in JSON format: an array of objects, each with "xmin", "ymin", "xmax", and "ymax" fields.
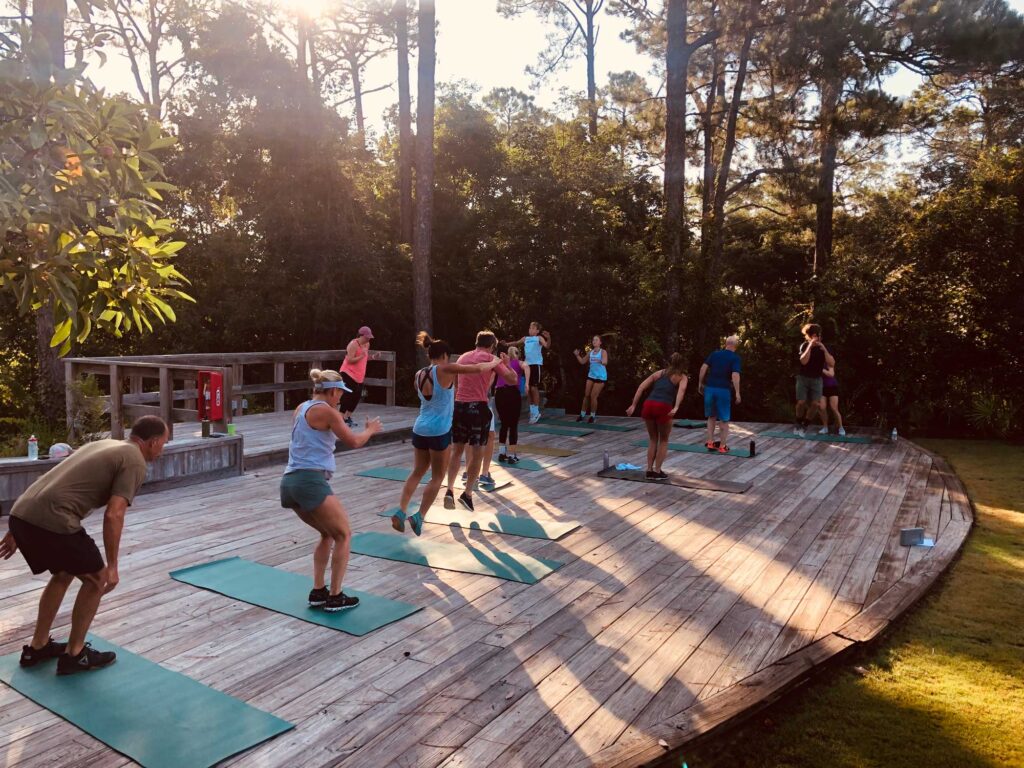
[{"xmin": 615, "ymin": 462, "xmax": 643, "ymax": 471}]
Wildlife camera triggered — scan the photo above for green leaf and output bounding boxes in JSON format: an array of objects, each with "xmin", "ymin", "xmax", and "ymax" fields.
[{"xmin": 50, "ymin": 317, "xmax": 72, "ymax": 348}]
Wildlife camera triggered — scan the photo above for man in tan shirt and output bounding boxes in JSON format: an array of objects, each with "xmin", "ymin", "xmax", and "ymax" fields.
[{"xmin": 0, "ymin": 416, "xmax": 168, "ymax": 675}]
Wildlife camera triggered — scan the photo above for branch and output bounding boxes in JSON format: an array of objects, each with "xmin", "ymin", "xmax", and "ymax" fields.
[{"xmin": 724, "ymin": 167, "xmax": 799, "ymax": 198}]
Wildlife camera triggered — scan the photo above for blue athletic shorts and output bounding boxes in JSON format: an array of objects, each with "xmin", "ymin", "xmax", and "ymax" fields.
[{"xmin": 704, "ymin": 386, "xmax": 732, "ymax": 422}]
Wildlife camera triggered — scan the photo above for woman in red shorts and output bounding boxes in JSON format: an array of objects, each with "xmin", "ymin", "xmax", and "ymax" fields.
[{"xmin": 626, "ymin": 353, "xmax": 689, "ymax": 479}]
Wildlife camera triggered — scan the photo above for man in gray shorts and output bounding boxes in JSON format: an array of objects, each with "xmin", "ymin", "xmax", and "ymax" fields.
[{"xmin": 794, "ymin": 323, "xmax": 835, "ymax": 436}]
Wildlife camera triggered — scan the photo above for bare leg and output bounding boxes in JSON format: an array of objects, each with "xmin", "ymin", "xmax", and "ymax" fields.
[
  {"xmin": 590, "ymin": 381, "xmax": 605, "ymax": 415},
  {"xmin": 805, "ymin": 398, "xmax": 821, "ymax": 423},
  {"xmin": 706, "ymin": 416, "xmax": 718, "ymax": 445},
  {"xmin": 829, "ymin": 396, "xmax": 844, "ymax": 429},
  {"xmin": 295, "ymin": 509, "xmax": 330, "ymax": 588},
  {"xmin": 481, "ymin": 430, "xmax": 495, "ymax": 477},
  {"xmin": 530, "ymin": 386, "xmax": 540, "ymax": 407},
  {"xmin": 447, "ymin": 442, "xmax": 467, "ymax": 492},
  {"xmin": 581, "ymin": 380, "xmax": 594, "ymax": 414},
  {"xmin": 400, "ymin": 448, "xmax": 432, "ymax": 513},
  {"xmin": 795, "ymin": 401, "xmax": 808, "ymax": 423},
  {"xmin": 464, "ymin": 443, "xmax": 486, "ymax": 500},
  {"xmin": 67, "ymin": 571, "xmax": 107, "ymax": 657},
  {"xmin": 31, "ymin": 572, "xmax": 73, "ymax": 649},
  {"xmin": 417, "ymin": 449, "xmax": 451, "ymax": 517},
  {"xmin": 644, "ymin": 419, "xmax": 658, "ymax": 470},
  {"xmin": 819, "ymin": 397, "xmax": 829, "ymax": 429},
  {"xmin": 720, "ymin": 420, "xmax": 731, "ymax": 446},
  {"xmin": 655, "ymin": 421, "xmax": 672, "ymax": 471},
  {"xmin": 311, "ymin": 495, "xmax": 351, "ymax": 596}
]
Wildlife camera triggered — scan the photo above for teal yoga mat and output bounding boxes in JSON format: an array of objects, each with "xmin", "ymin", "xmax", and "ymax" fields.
[
  {"xmin": 674, "ymin": 419, "xmax": 707, "ymax": 428},
  {"xmin": 170, "ymin": 557, "xmax": 420, "ymax": 635},
  {"xmin": 378, "ymin": 507, "xmax": 579, "ymax": 540},
  {"xmin": 355, "ymin": 466, "xmax": 513, "ymax": 491},
  {"xmin": 632, "ymin": 439, "xmax": 752, "ymax": 458},
  {"xmin": 547, "ymin": 418, "xmax": 639, "ymax": 432},
  {"xmin": 760, "ymin": 430, "xmax": 875, "ymax": 444},
  {"xmin": 498, "ymin": 456, "xmax": 546, "ymax": 472},
  {"xmin": 0, "ymin": 635, "xmax": 292, "ymax": 768},
  {"xmin": 350, "ymin": 531, "xmax": 564, "ymax": 584},
  {"xmin": 520, "ymin": 424, "xmax": 594, "ymax": 437}
]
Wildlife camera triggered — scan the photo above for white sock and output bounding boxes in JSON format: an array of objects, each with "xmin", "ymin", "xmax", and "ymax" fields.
[
  {"xmin": 530, "ymin": 404, "xmax": 539, "ymax": 415},
  {"xmin": 499, "ymin": 445, "xmax": 507, "ymax": 455}
]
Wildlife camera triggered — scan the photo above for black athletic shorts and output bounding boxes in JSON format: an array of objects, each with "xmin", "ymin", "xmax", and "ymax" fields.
[
  {"xmin": 528, "ymin": 364, "xmax": 541, "ymax": 389},
  {"xmin": 451, "ymin": 401, "xmax": 492, "ymax": 446},
  {"xmin": 8, "ymin": 516, "xmax": 104, "ymax": 576},
  {"xmin": 823, "ymin": 385, "xmax": 840, "ymax": 398}
]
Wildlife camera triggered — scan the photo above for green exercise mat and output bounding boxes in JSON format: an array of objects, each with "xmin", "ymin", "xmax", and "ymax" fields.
[
  {"xmin": 350, "ymin": 531, "xmax": 564, "ymax": 584},
  {"xmin": 170, "ymin": 557, "xmax": 420, "ymax": 636},
  {"xmin": 498, "ymin": 456, "xmax": 546, "ymax": 472},
  {"xmin": 760, "ymin": 430, "xmax": 875, "ymax": 444},
  {"xmin": 521, "ymin": 424, "xmax": 593, "ymax": 437},
  {"xmin": 0, "ymin": 635, "xmax": 292, "ymax": 768},
  {"xmin": 597, "ymin": 468, "xmax": 750, "ymax": 494},
  {"xmin": 517, "ymin": 444, "xmax": 578, "ymax": 458},
  {"xmin": 632, "ymin": 439, "xmax": 752, "ymax": 458},
  {"xmin": 547, "ymin": 418, "xmax": 639, "ymax": 432},
  {"xmin": 378, "ymin": 507, "xmax": 579, "ymax": 540},
  {"xmin": 674, "ymin": 419, "xmax": 707, "ymax": 428},
  {"xmin": 356, "ymin": 465, "xmax": 512, "ymax": 491}
]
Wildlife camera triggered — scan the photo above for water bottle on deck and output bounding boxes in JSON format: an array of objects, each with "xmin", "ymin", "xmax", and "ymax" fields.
[
  {"xmin": 27, "ymin": 434, "xmax": 38, "ymax": 460},
  {"xmin": 891, "ymin": 427, "xmax": 898, "ymax": 442}
]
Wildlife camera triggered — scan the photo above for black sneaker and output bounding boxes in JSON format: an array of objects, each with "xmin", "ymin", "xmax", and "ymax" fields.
[
  {"xmin": 507, "ymin": 455, "xmax": 520, "ymax": 465},
  {"xmin": 443, "ymin": 490, "xmax": 455, "ymax": 509},
  {"xmin": 20, "ymin": 637, "xmax": 66, "ymax": 667},
  {"xmin": 498, "ymin": 453, "xmax": 508, "ymax": 463},
  {"xmin": 324, "ymin": 592, "xmax": 359, "ymax": 612},
  {"xmin": 588, "ymin": 415, "xmax": 596, "ymax": 424},
  {"xmin": 308, "ymin": 586, "xmax": 329, "ymax": 606},
  {"xmin": 576, "ymin": 414, "xmax": 585, "ymax": 422},
  {"xmin": 655, "ymin": 470, "xmax": 669, "ymax": 480},
  {"xmin": 458, "ymin": 492, "xmax": 475, "ymax": 512},
  {"xmin": 56, "ymin": 643, "xmax": 116, "ymax": 676},
  {"xmin": 645, "ymin": 470, "xmax": 658, "ymax": 480}
]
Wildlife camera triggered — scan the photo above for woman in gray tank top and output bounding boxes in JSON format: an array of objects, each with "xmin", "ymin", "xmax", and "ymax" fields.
[
  {"xmin": 280, "ymin": 369, "xmax": 382, "ymax": 611},
  {"xmin": 626, "ymin": 353, "xmax": 689, "ymax": 479}
]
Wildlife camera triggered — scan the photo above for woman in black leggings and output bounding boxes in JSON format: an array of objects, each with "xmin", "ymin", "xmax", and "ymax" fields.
[{"xmin": 495, "ymin": 344, "xmax": 526, "ymax": 465}]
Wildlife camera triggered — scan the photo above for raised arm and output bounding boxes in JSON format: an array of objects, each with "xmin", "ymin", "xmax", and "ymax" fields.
[
  {"xmin": 821, "ymin": 345, "xmax": 836, "ymax": 368},
  {"xmin": 573, "ymin": 348, "xmax": 587, "ymax": 364},
  {"xmin": 539, "ymin": 331, "xmax": 551, "ymax": 349},
  {"xmin": 799, "ymin": 342, "xmax": 812, "ymax": 365},
  {"xmin": 310, "ymin": 405, "xmax": 382, "ymax": 448}
]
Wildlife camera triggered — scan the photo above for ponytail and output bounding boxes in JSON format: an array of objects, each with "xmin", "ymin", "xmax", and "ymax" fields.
[{"xmin": 417, "ymin": 330, "xmax": 451, "ymax": 360}]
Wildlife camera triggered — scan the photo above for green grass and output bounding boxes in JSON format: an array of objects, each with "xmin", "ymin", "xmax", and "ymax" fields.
[{"xmin": 666, "ymin": 439, "xmax": 1024, "ymax": 768}]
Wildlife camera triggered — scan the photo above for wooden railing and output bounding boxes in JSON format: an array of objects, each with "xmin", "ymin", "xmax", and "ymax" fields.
[{"xmin": 64, "ymin": 350, "xmax": 397, "ymax": 440}]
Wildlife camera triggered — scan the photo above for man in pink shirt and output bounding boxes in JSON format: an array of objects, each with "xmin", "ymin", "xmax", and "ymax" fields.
[{"xmin": 444, "ymin": 331, "xmax": 515, "ymax": 512}]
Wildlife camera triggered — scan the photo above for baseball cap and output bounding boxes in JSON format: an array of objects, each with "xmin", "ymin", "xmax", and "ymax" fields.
[{"xmin": 358, "ymin": 325, "xmax": 374, "ymax": 339}]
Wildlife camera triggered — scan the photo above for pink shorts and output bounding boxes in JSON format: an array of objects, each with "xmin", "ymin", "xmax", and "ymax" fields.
[{"xmin": 641, "ymin": 400, "xmax": 673, "ymax": 424}]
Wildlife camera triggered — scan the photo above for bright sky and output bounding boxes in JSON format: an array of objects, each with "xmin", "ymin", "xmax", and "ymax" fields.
[{"xmin": 87, "ymin": 0, "xmax": 1024, "ymax": 139}]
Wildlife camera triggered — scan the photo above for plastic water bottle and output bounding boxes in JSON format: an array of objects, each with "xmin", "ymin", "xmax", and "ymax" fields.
[
  {"xmin": 27, "ymin": 434, "xmax": 38, "ymax": 460},
  {"xmin": 603, "ymin": 450, "xmax": 610, "ymax": 470},
  {"xmin": 891, "ymin": 427, "xmax": 898, "ymax": 442}
]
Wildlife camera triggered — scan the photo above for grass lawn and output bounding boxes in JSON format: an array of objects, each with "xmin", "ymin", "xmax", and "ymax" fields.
[{"xmin": 663, "ymin": 439, "xmax": 1024, "ymax": 768}]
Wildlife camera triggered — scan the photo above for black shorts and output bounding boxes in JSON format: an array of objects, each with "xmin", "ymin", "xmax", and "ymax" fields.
[
  {"xmin": 412, "ymin": 431, "xmax": 452, "ymax": 451},
  {"xmin": 8, "ymin": 516, "xmax": 104, "ymax": 576},
  {"xmin": 587, "ymin": 377, "xmax": 607, "ymax": 384},
  {"xmin": 823, "ymin": 385, "xmax": 840, "ymax": 398},
  {"xmin": 528, "ymin": 364, "xmax": 541, "ymax": 389},
  {"xmin": 451, "ymin": 402, "xmax": 492, "ymax": 446},
  {"xmin": 339, "ymin": 372, "xmax": 362, "ymax": 413}
]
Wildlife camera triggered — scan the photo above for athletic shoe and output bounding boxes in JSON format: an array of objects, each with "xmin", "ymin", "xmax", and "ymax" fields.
[
  {"xmin": 576, "ymin": 414, "xmax": 585, "ymax": 422},
  {"xmin": 408, "ymin": 512, "xmax": 424, "ymax": 536},
  {"xmin": 529, "ymin": 413, "xmax": 541, "ymax": 425},
  {"xmin": 654, "ymin": 470, "xmax": 669, "ymax": 479},
  {"xmin": 480, "ymin": 473, "xmax": 495, "ymax": 486},
  {"xmin": 390, "ymin": 510, "xmax": 406, "ymax": 533},
  {"xmin": 498, "ymin": 453, "xmax": 508, "ymax": 463},
  {"xmin": 793, "ymin": 425, "xmax": 802, "ymax": 436},
  {"xmin": 444, "ymin": 490, "xmax": 455, "ymax": 509},
  {"xmin": 588, "ymin": 415, "xmax": 596, "ymax": 424},
  {"xmin": 718, "ymin": 445, "xmax": 730, "ymax": 455},
  {"xmin": 308, "ymin": 586, "xmax": 329, "ymax": 606},
  {"xmin": 838, "ymin": 427, "xmax": 847, "ymax": 436},
  {"xmin": 324, "ymin": 592, "xmax": 359, "ymax": 612},
  {"xmin": 645, "ymin": 470, "xmax": 658, "ymax": 480},
  {"xmin": 57, "ymin": 643, "xmax": 116, "ymax": 676},
  {"xmin": 818, "ymin": 427, "xmax": 829, "ymax": 435},
  {"xmin": 20, "ymin": 638, "xmax": 66, "ymax": 667},
  {"xmin": 462, "ymin": 471, "xmax": 468, "ymax": 482},
  {"xmin": 705, "ymin": 440, "xmax": 716, "ymax": 452},
  {"xmin": 458, "ymin": 492, "xmax": 474, "ymax": 512},
  {"xmin": 507, "ymin": 455, "xmax": 520, "ymax": 464}
]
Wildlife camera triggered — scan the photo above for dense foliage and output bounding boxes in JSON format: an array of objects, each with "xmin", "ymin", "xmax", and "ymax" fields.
[{"xmin": 1, "ymin": 0, "xmax": 1022, "ymax": 439}]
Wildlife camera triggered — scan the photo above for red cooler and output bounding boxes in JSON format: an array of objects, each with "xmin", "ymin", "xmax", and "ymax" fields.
[{"xmin": 198, "ymin": 370, "xmax": 224, "ymax": 421}]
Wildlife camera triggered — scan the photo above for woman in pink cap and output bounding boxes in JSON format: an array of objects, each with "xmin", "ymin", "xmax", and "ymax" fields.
[{"xmin": 339, "ymin": 326, "xmax": 374, "ymax": 426}]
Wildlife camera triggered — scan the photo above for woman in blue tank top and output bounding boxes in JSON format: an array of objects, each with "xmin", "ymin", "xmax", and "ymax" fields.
[
  {"xmin": 391, "ymin": 332, "xmax": 501, "ymax": 536},
  {"xmin": 573, "ymin": 335, "xmax": 609, "ymax": 423},
  {"xmin": 280, "ymin": 369, "xmax": 382, "ymax": 612},
  {"xmin": 626, "ymin": 353, "xmax": 689, "ymax": 480}
]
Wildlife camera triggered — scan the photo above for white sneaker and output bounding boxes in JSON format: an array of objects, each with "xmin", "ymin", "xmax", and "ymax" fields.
[
  {"xmin": 793, "ymin": 425, "xmax": 802, "ymax": 435},
  {"xmin": 529, "ymin": 413, "xmax": 540, "ymax": 424},
  {"xmin": 797, "ymin": 426, "xmax": 806, "ymax": 437},
  {"xmin": 838, "ymin": 427, "xmax": 847, "ymax": 436},
  {"xmin": 818, "ymin": 427, "xmax": 829, "ymax": 435}
]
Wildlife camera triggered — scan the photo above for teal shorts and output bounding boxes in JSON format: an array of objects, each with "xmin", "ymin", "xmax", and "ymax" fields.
[{"xmin": 280, "ymin": 470, "xmax": 333, "ymax": 513}]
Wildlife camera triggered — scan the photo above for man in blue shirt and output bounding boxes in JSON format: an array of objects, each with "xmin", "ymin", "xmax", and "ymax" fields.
[{"xmin": 698, "ymin": 335, "xmax": 742, "ymax": 454}]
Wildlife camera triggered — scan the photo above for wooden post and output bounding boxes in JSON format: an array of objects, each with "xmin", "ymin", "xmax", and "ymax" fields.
[
  {"xmin": 274, "ymin": 362, "xmax": 285, "ymax": 412},
  {"xmin": 386, "ymin": 354, "xmax": 396, "ymax": 406},
  {"xmin": 109, "ymin": 364, "xmax": 123, "ymax": 439},
  {"xmin": 64, "ymin": 360, "xmax": 75, "ymax": 441},
  {"xmin": 129, "ymin": 374, "xmax": 143, "ymax": 396},
  {"xmin": 159, "ymin": 366, "xmax": 173, "ymax": 440},
  {"xmin": 233, "ymin": 364, "xmax": 244, "ymax": 417},
  {"xmin": 220, "ymin": 366, "xmax": 233, "ymax": 432}
]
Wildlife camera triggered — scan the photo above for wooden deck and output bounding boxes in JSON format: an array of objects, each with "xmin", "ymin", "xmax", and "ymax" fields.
[{"xmin": 0, "ymin": 418, "xmax": 972, "ymax": 768}]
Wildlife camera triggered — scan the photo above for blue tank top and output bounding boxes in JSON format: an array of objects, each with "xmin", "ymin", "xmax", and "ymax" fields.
[
  {"xmin": 413, "ymin": 366, "xmax": 454, "ymax": 437},
  {"xmin": 524, "ymin": 335, "xmax": 543, "ymax": 365},
  {"xmin": 285, "ymin": 400, "xmax": 337, "ymax": 474},
  {"xmin": 648, "ymin": 372, "xmax": 679, "ymax": 404},
  {"xmin": 588, "ymin": 349, "xmax": 607, "ymax": 381}
]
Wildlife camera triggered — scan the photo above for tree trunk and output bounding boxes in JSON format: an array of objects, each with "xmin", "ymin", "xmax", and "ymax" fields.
[
  {"xmin": 296, "ymin": 14, "xmax": 308, "ymax": 79},
  {"xmin": 147, "ymin": 0, "xmax": 161, "ymax": 117},
  {"xmin": 663, "ymin": 0, "xmax": 689, "ymax": 353},
  {"xmin": 585, "ymin": 1, "xmax": 598, "ymax": 138},
  {"xmin": 412, "ymin": 0, "xmax": 435, "ymax": 362},
  {"xmin": 396, "ymin": 0, "xmax": 413, "ymax": 245},
  {"xmin": 32, "ymin": 0, "xmax": 69, "ymax": 426},
  {"xmin": 814, "ymin": 75, "xmax": 841, "ymax": 277},
  {"xmin": 350, "ymin": 57, "xmax": 366, "ymax": 144}
]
